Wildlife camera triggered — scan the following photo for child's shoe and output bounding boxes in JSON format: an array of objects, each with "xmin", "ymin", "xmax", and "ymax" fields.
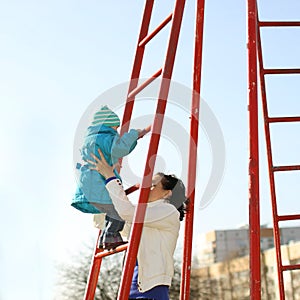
[{"xmin": 103, "ymin": 232, "xmax": 127, "ymax": 250}]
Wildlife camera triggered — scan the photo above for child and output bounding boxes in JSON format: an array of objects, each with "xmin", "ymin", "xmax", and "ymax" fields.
[{"xmin": 72, "ymin": 105, "xmax": 150, "ymax": 249}]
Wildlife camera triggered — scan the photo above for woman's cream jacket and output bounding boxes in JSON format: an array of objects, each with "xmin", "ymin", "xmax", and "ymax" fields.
[{"xmin": 106, "ymin": 179, "xmax": 180, "ymax": 292}]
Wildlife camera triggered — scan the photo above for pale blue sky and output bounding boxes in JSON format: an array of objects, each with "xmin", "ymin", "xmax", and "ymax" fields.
[{"xmin": 1, "ymin": 1, "xmax": 300, "ymax": 299}]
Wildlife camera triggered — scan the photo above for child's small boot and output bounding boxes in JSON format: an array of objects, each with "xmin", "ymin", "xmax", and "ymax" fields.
[{"xmin": 103, "ymin": 216, "xmax": 127, "ymax": 249}]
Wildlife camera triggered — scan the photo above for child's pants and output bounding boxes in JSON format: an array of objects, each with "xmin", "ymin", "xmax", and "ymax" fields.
[{"xmin": 91, "ymin": 203, "xmax": 125, "ymax": 234}]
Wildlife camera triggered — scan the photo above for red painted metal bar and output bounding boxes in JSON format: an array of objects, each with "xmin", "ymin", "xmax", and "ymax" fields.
[
  {"xmin": 84, "ymin": 231, "xmax": 104, "ymax": 300},
  {"xmin": 257, "ymin": 12, "xmax": 286, "ymax": 300},
  {"xmin": 84, "ymin": 184, "xmax": 138, "ymax": 299},
  {"xmin": 124, "ymin": 184, "xmax": 140, "ymax": 195},
  {"xmin": 259, "ymin": 21, "xmax": 300, "ymax": 27},
  {"xmin": 273, "ymin": 165, "xmax": 300, "ymax": 172},
  {"xmin": 180, "ymin": 0, "xmax": 205, "ymax": 299},
  {"xmin": 278, "ymin": 214, "xmax": 300, "ymax": 221},
  {"xmin": 127, "ymin": 68, "xmax": 162, "ymax": 99},
  {"xmin": 120, "ymin": 0, "xmax": 154, "ymax": 137},
  {"xmin": 117, "ymin": 1, "xmax": 186, "ymax": 299},
  {"xmin": 95, "ymin": 244, "xmax": 128, "ymax": 259},
  {"xmin": 247, "ymin": 1, "xmax": 261, "ymax": 299},
  {"xmin": 139, "ymin": 13, "xmax": 173, "ymax": 47},
  {"xmin": 283, "ymin": 264, "xmax": 300, "ymax": 271},
  {"xmin": 268, "ymin": 116, "xmax": 300, "ymax": 123},
  {"xmin": 263, "ymin": 68, "xmax": 300, "ymax": 75}
]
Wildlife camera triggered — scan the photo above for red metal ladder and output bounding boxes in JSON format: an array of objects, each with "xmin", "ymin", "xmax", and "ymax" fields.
[
  {"xmin": 256, "ymin": 4, "xmax": 300, "ymax": 300},
  {"xmin": 83, "ymin": 0, "xmax": 206, "ymax": 299},
  {"xmin": 83, "ymin": 186, "xmax": 138, "ymax": 300}
]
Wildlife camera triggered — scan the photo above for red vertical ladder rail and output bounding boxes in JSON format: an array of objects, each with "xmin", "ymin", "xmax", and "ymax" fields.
[
  {"xmin": 247, "ymin": 0, "xmax": 261, "ymax": 299},
  {"xmin": 256, "ymin": 5, "xmax": 300, "ymax": 300},
  {"xmin": 84, "ymin": 2, "xmax": 157, "ymax": 296},
  {"xmin": 83, "ymin": 230, "xmax": 104, "ymax": 300},
  {"xmin": 117, "ymin": 1, "xmax": 187, "ymax": 298},
  {"xmin": 83, "ymin": 186, "xmax": 138, "ymax": 300},
  {"xmin": 180, "ymin": 0, "xmax": 205, "ymax": 299},
  {"xmin": 120, "ymin": 0, "xmax": 155, "ymax": 136}
]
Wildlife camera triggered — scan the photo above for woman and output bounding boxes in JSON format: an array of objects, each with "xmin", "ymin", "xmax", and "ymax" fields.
[{"xmin": 88, "ymin": 149, "xmax": 187, "ymax": 300}]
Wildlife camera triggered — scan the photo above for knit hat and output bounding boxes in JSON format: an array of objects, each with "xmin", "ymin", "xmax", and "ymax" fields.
[{"xmin": 91, "ymin": 105, "xmax": 121, "ymax": 127}]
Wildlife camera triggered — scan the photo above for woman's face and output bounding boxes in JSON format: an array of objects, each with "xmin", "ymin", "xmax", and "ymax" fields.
[{"xmin": 148, "ymin": 174, "xmax": 170, "ymax": 202}]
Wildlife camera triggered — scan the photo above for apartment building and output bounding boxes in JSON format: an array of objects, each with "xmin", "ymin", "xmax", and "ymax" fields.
[
  {"xmin": 191, "ymin": 241, "xmax": 300, "ymax": 300},
  {"xmin": 196, "ymin": 226, "xmax": 300, "ymax": 267}
]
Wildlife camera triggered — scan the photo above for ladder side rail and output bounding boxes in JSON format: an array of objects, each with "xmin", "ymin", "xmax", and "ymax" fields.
[
  {"xmin": 180, "ymin": 0, "xmax": 205, "ymax": 299},
  {"xmin": 84, "ymin": 184, "xmax": 139, "ymax": 299},
  {"xmin": 257, "ymin": 17, "xmax": 285, "ymax": 299},
  {"xmin": 117, "ymin": 1, "xmax": 186, "ymax": 298},
  {"xmin": 258, "ymin": 14, "xmax": 300, "ymax": 297},
  {"xmin": 248, "ymin": 1, "xmax": 261, "ymax": 299},
  {"xmin": 120, "ymin": 0, "xmax": 155, "ymax": 137},
  {"xmin": 84, "ymin": 230, "xmax": 104, "ymax": 300},
  {"xmin": 84, "ymin": 3, "xmax": 155, "ymax": 295}
]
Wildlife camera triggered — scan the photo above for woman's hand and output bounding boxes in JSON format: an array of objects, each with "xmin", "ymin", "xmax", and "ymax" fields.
[{"xmin": 87, "ymin": 149, "xmax": 116, "ymax": 179}]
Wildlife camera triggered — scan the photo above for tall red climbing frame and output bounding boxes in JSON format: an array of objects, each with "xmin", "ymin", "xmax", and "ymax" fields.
[
  {"xmin": 248, "ymin": 0, "xmax": 300, "ymax": 299},
  {"xmin": 83, "ymin": 0, "xmax": 300, "ymax": 299},
  {"xmin": 84, "ymin": 1, "xmax": 204, "ymax": 299}
]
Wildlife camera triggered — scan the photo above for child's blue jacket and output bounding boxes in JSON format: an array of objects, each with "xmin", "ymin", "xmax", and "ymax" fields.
[{"xmin": 72, "ymin": 124, "xmax": 139, "ymax": 213}]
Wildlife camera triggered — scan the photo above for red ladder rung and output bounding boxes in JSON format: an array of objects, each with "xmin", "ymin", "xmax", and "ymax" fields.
[
  {"xmin": 263, "ymin": 68, "xmax": 300, "ymax": 75},
  {"xmin": 95, "ymin": 244, "xmax": 128, "ymax": 259},
  {"xmin": 84, "ymin": 230, "xmax": 104, "ymax": 300},
  {"xmin": 139, "ymin": 13, "xmax": 173, "ymax": 47},
  {"xmin": 268, "ymin": 116, "xmax": 300, "ymax": 123},
  {"xmin": 127, "ymin": 68, "xmax": 162, "ymax": 98},
  {"xmin": 259, "ymin": 21, "xmax": 300, "ymax": 27},
  {"xmin": 273, "ymin": 165, "xmax": 300, "ymax": 172},
  {"xmin": 277, "ymin": 214, "xmax": 300, "ymax": 222},
  {"xmin": 282, "ymin": 264, "xmax": 300, "ymax": 271},
  {"xmin": 125, "ymin": 184, "xmax": 140, "ymax": 195}
]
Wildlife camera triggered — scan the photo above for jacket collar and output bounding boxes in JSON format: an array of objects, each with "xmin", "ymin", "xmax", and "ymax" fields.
[{"xmin": 147, "ymin": 199, "xmax": 167, "ymax": 207}]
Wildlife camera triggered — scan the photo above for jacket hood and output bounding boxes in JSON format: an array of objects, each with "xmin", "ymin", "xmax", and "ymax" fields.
[{"xmin": 86, "ymin": 124, "xmax": 117, "ymax": 137}]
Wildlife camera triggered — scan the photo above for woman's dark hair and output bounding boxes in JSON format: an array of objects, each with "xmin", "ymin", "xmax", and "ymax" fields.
[{"xmin": 158, "ymin": 173, "xmax": 188, "ymax": 221}]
